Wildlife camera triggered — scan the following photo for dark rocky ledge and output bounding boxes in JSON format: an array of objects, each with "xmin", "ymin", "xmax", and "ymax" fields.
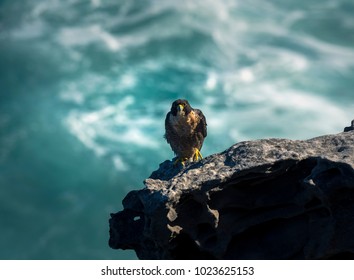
[{"xmin": 109, "ymin": 127, "xmax": 354, "ymax": 259}]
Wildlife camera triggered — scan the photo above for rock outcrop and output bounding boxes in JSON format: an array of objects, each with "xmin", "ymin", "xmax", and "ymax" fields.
[
  {"xmin": 344, "ymin": 120, "xmax": 354, "ymax": 132},
  {"xmin": 109, "ymin": 129, "xmax": 354, "ymax": 259}
]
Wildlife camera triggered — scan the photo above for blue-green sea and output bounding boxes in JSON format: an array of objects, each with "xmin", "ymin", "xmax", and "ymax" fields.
[{"xmin": 0, "ymin": 0, "xmax": 353, "ymax": 259}]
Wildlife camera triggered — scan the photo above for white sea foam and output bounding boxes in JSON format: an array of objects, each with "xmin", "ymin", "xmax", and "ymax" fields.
[
  {"xmin": 205, "ymin": 72, "xmax": 218, "ymax": 90},
  {"xmin": 66, "ymin": 111, "xmax": 107, "ymax": 156},
  {"xmin": 90, "ymin": 0, "xmax": 101, "ymax": 8},
  {"xmin": 19, "ymin": 0, "xmax": 352, "ymax": 165},
  {"xmin": 57, "ymin": 25, "xmax": 121, "ymax": 51},
  {"xmin": 119, "ymin": 73, "xmax": 137, "ymax": 90},
  {"xmin": 64, "ymin": 92, "xmax": 161, "ymax": 167},
  {"xmin": 112, "ymin": 155, "xmax": 129, "ymax": 172},
  {"xmin": 204, "ymin": 81, "xmax": 353, "ymax": 143}
]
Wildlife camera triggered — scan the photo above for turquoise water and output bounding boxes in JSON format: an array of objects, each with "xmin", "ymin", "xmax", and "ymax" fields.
[{"xmin": 0, "ymin": 0, "xmax": 353, "ymax": 259}]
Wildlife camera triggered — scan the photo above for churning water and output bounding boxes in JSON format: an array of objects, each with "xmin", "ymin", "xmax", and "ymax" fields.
[{"xmin": 0, "ymin": 0, "xmax": 353, "ymax": 259}]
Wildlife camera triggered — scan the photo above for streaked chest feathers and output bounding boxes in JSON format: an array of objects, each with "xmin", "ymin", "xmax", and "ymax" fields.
[{"xmin": 169, "ymin": 111, "xmax": 199, "ymax": 137}]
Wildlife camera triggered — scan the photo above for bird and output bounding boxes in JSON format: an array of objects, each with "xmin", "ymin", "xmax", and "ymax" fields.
[{"xmin": 164, "ymin": 99, "xmax": 207, "ymax": 166}]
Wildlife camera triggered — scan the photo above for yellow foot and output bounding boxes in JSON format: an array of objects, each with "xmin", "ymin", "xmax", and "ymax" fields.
[
  {"xmin": 193, "ymin": 148, "xmax": 203, "ymax": 161},
  {"xmin": 173, "ymin": 157, "xmax": 188, "ymax": 166}
]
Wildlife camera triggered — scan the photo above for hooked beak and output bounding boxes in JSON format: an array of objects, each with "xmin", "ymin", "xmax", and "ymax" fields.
[{"xmin": 177, "ymin": 104, "xmax": 184, "ymax": 113}]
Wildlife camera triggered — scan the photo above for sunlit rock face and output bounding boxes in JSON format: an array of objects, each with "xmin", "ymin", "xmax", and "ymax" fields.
[{"xmin": 109, "ymin": 130, "xmax": 354, "ymax": 260}]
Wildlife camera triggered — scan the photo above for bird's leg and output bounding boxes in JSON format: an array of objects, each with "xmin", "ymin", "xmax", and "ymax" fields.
[{"xmin": 193, "ymin": 148, "xmax": 203, "ymax": 161}]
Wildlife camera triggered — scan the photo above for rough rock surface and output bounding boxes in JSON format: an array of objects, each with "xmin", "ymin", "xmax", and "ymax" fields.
[{"xmin": 109, "ymin": 130, "xmax": 354, "ymax": 259}]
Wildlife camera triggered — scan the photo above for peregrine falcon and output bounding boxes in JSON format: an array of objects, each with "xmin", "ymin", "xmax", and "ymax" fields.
[{"xmin": 165, "ymin": 99, "xmax": 207, "ymax": 165}]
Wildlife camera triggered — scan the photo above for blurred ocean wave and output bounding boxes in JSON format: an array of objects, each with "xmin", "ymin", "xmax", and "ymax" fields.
[{"xmin": 0, "ymin": 0, "xmax": 353, "ymax": 259}]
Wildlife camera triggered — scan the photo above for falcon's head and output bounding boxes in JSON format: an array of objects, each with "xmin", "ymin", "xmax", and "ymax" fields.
[{"xmin": 170, "ymin": 99, "xmax": 192, "ymax": 117}]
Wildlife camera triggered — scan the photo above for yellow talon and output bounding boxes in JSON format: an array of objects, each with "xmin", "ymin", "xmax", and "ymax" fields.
[
  {"xmin": 193, "ymin": 148, "xmax": 203, "ymax": 161},
  {"xmin": 173, "ymin": 150, "xmax": 203, "ymax": 166},
  {"xmin": 173, "ymin": 157, "xmax": 187, "ymax": 166}
]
